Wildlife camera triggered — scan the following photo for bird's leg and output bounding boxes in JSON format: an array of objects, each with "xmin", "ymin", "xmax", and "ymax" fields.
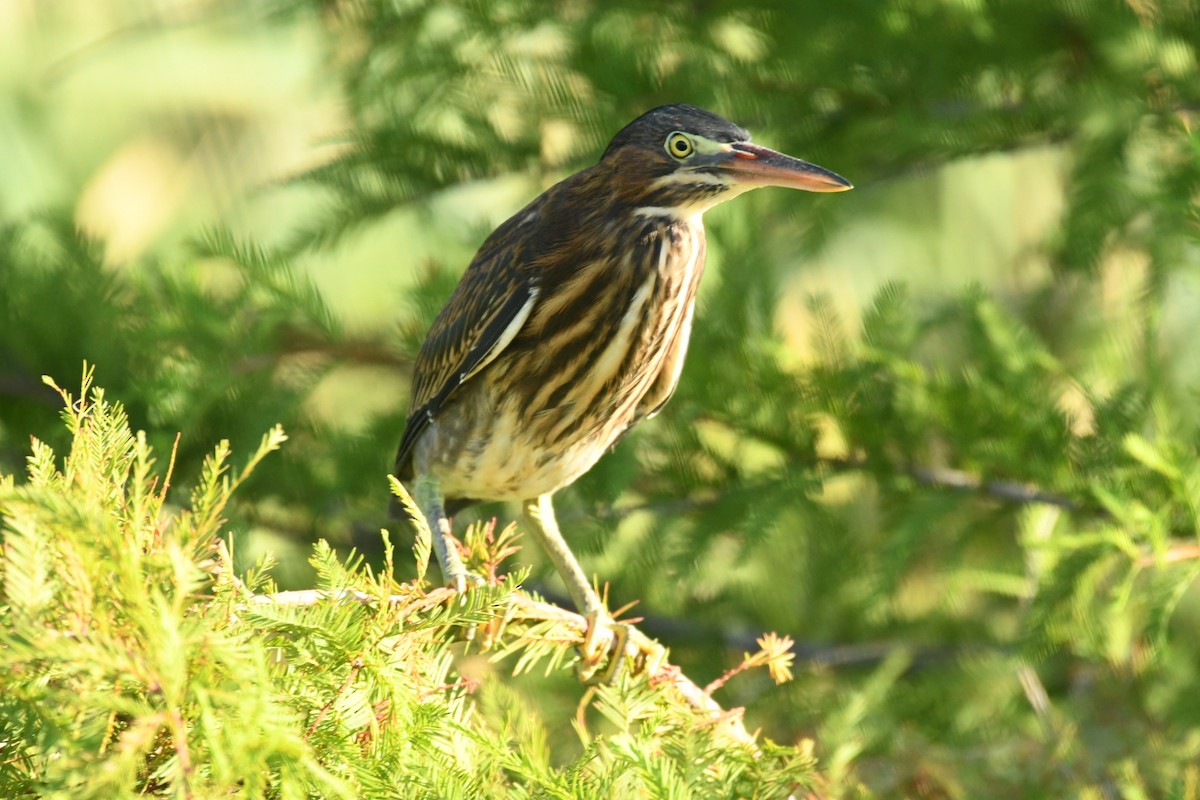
[
  {"xmin": 414, "ymin": 474, "xmax": 471, "ymax": 593},
  {"xmin": 523, "ymin": 494, "xmax": 638, "ymax": 684},
  {"xmin": 523, "ymin": 494, "xmax": 604, "ymax": 614}
]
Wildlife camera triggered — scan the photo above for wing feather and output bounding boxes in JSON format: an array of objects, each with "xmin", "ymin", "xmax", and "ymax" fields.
[{"xmin": 395, "ymin": 227, "xmax": 540, "ymax": 477}]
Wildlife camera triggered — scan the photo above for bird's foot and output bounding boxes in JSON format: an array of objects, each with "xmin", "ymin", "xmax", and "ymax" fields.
[
  {"xmin": 629, "ymin": 631, "xmax": 667, "ymax": 678},
  {"xmin": 578, "ymin": 609, "xmax": 671, "ymax": 685},
  {"xmin": 446, "ymin": 569, "xmax": 486, "ymax": 595},
  {"xmin": 576, "ymin": 609, "xmax": 629, "ymax": 685}
]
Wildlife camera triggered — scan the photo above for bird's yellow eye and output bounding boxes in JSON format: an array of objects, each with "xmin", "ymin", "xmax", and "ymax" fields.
[{"xmin": 665, "ymin": 132, "xmax": 694, "ymax": 160}]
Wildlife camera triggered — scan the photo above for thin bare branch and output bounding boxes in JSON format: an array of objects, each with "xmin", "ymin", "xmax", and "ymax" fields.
[{"xmin": 251, "ymin": 587, "xmax": 760, "ymax": 749}]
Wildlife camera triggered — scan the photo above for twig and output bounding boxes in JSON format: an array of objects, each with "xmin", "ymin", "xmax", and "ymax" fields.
[
  {"xmin": 530, "ymin": 582, "xmax": 981, "ymax": 673},
  {"xmin": 251, "ymin": 587, "xmax": 760, "ymax": 749},
  {"xmin": 906, "ymin": 464, "xmax": 1080, "ymax": 511},
  {"xmin": 166, "ymin": 708, "xmax": 195, "ymax": 798},
  {"xmin": 821, "ymin": 456, "xmax": 1084, "ymax": 512},
  {"xmin": 306, "ymin": 656, "xmax": 365, "ymax": 739},
  {"xmin": 568, "ymin": 457, "xmax": 1086, "ymax": 527},
  {"xmin": 1137, "ymin": 544, "xmax": 1200, "ymax": 568}
]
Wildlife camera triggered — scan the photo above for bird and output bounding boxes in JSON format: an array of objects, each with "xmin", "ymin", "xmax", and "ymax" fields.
[{"xmin": 395, "ymin": 103, "xmax": 851, "ymax": 680}]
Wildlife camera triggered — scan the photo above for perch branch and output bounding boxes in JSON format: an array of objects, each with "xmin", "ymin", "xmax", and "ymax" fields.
[{"xmin": 250, "ymin": 587, "xmax": 759, "ymax": 749}]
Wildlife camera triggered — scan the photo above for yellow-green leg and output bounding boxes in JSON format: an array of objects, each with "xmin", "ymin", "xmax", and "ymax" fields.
[
  {"xmin": 415, "ymin": 474, "xmax": 471, "ymax": 593},
  {"xmin": 523, "ymin": 494, "xmax": 630, "ymax": 684}
]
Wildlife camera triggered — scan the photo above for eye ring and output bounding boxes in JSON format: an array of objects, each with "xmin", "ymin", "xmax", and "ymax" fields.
[{"xmin": 665, "ymin": 132, "xmax": 694, "ymax": 160}]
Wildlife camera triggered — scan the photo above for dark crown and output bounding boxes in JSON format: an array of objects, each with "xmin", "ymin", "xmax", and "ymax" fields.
[{"xmin": 601, "ymin": 104, "xmax": 751, "ymax": 161}]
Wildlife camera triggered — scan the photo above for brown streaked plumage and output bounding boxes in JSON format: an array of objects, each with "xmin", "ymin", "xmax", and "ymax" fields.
[{"xmin": 395, "ymin": 104, "xmax": 851, "ymax": 681}]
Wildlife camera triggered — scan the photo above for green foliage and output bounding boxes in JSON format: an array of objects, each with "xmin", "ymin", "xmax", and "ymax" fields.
[
  {"xmin": 3, "ymin": 0, "xmax": 1200, "ymax": 796},
  {"xmin": 0, "ymin": 375, "xmax": 815, "ymax": 798}
]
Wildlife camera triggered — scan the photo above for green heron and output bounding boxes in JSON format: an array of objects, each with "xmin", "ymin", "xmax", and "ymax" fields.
[{"xmin": 395, "ymin": 104, "xmax": 850, "ymax": 678}]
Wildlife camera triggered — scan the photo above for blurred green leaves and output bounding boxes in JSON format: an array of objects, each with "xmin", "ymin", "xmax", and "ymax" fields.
[{"xmin": 1, "ymin": 0, "xmax": 1199, "ymax": 796}]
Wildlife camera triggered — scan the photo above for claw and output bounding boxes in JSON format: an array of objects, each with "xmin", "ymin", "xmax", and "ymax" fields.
[
  {"xmin": 632, "ymin": 636, "xmax": 667, "ymax": 677},
  {"xmin": 576, "ymin": 610, "xmax": 631, "ymax": 685},
  {"xmin": 449, "ymin": 570, "xmax": 486, "ymax": 595}
]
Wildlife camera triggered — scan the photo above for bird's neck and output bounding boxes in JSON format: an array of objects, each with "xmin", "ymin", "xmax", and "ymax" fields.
[{"xmin": 626, "ymin": 176, "xmax": 758, "ymax": 222}]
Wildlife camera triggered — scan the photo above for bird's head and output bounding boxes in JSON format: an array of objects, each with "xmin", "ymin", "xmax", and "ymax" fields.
[{"xmin": 598, "ymin": 104, "xmax": 852, "ymax": 216}]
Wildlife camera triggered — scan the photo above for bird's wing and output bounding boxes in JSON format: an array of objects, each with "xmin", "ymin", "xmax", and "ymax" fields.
[{"xmin": 395, "ymin": 240, "xmax": 540, "ymax": 477}]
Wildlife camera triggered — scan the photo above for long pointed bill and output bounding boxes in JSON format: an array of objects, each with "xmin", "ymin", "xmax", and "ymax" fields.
[{"xmin": 723, "ymin": 142, "xmax": 853, "ymax": 192}]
